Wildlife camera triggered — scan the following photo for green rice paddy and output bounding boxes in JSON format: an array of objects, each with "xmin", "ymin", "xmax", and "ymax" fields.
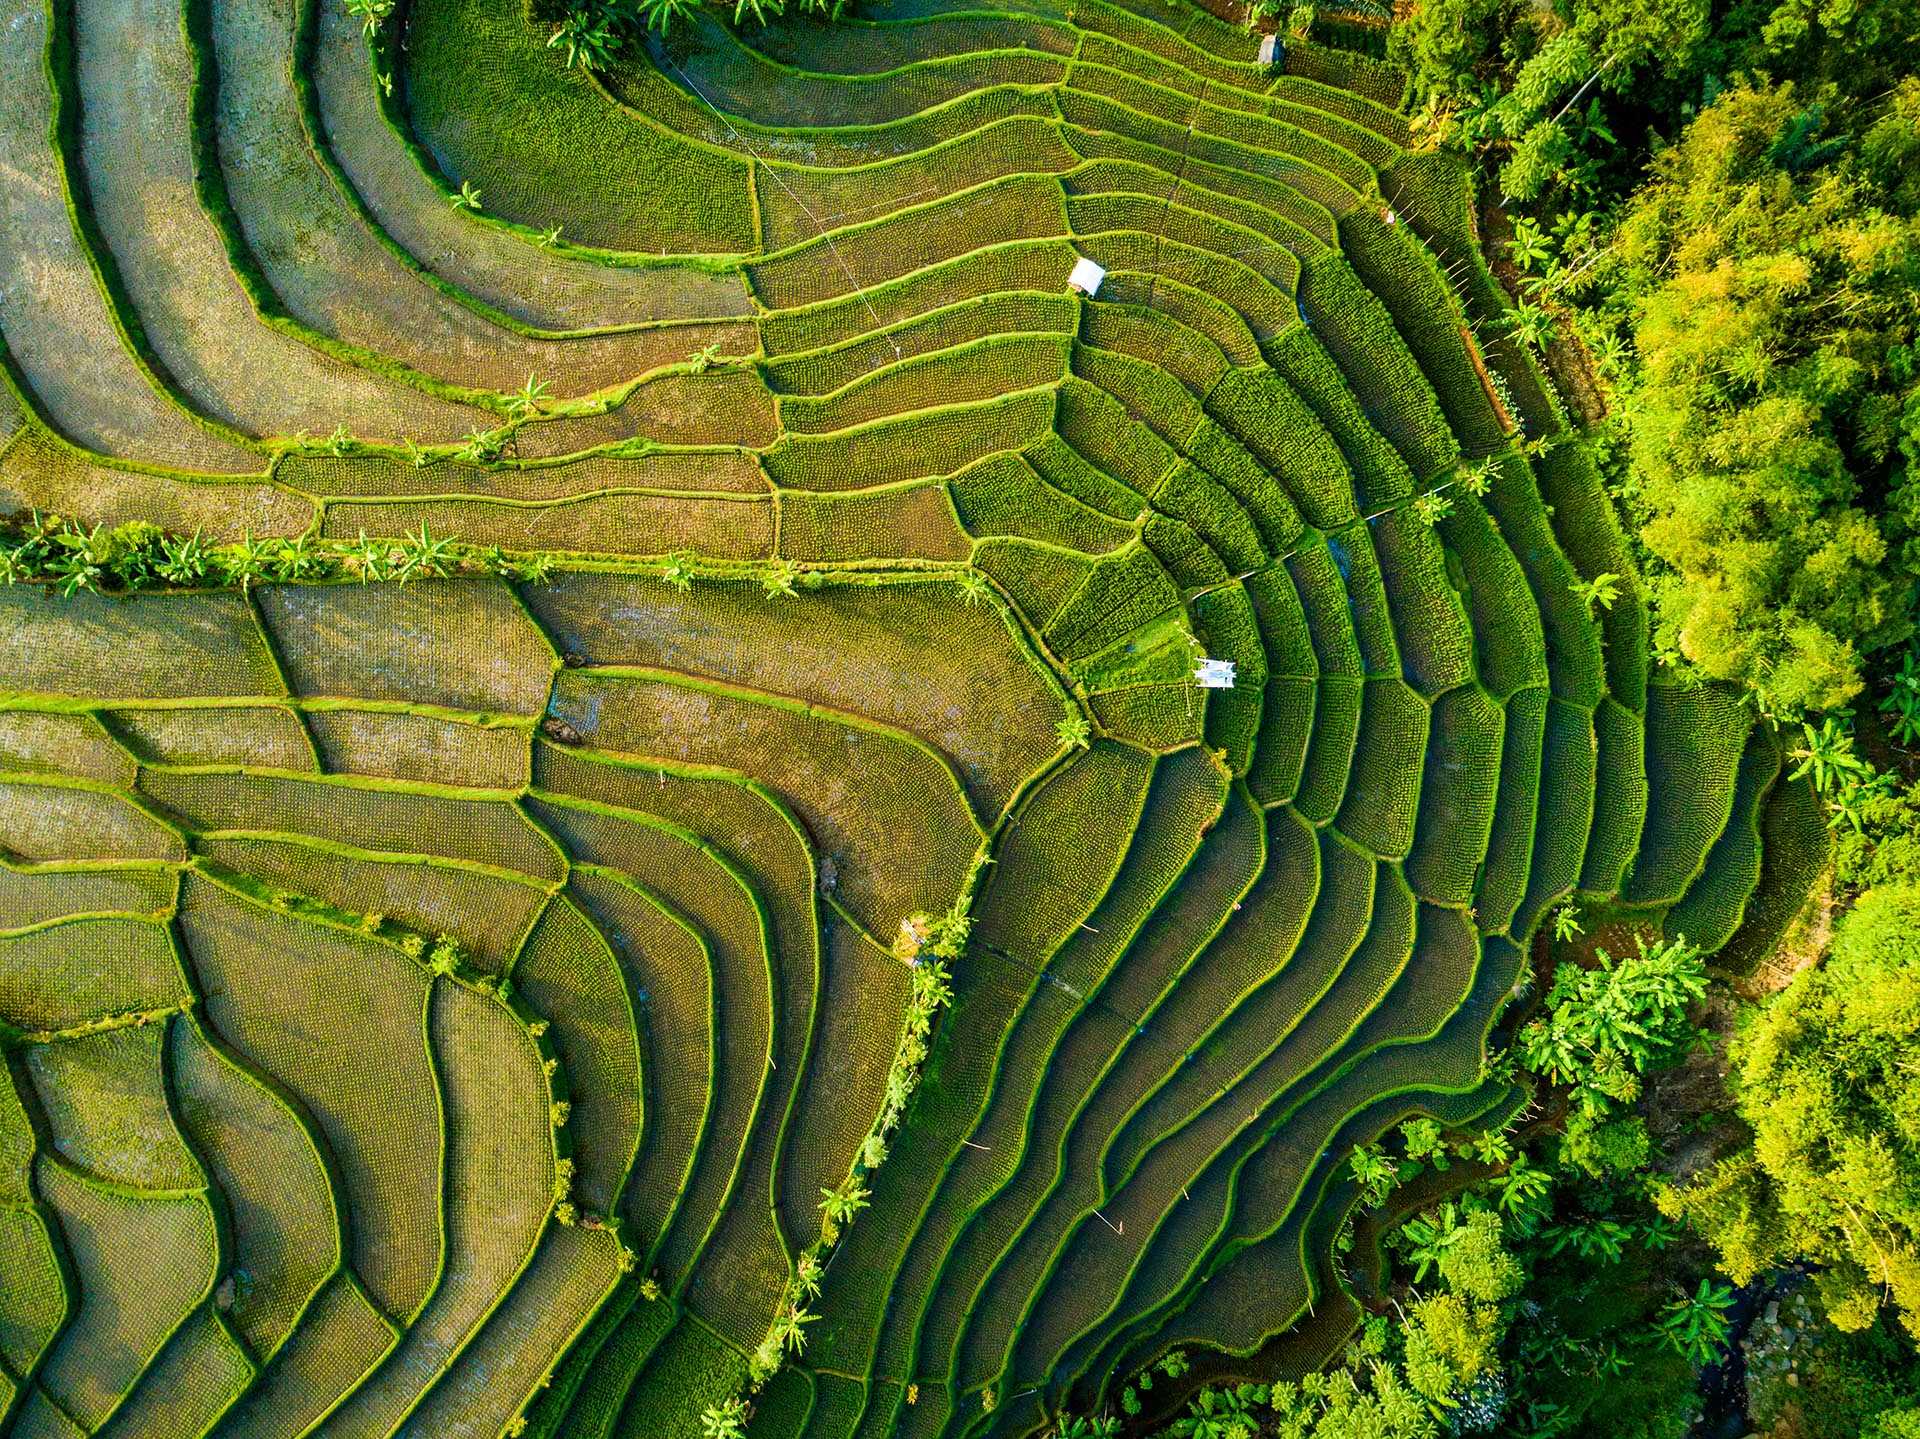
[{"xmin": 0, "ymin": 0, "xmax": 1830, "ymax": 1434}]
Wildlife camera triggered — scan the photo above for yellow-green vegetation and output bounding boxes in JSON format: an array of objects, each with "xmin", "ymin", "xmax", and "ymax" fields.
[
  {"xmin": 0, "ymin": 0, "xmax": 1856, "ymax": 1435},
  {"xmin": 1661, "ymin": 884, "xmax": 1920, "ymax": 1340}
]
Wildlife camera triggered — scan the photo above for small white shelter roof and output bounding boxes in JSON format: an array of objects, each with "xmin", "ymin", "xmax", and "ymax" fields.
[
  {"xmin": 1067, "ymin": 256, "xmax": 1107, "ymax": 296},
  {"xmin": 1194, "ymin": 657, "xmax": 1237, "ymax": 689},
  {"xmin": 1257, "ymin": 33, "xmax": 1281, "ymax": 66}
]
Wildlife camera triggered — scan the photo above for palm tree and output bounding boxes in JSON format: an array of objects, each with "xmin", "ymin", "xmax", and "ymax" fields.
[
  {"xmin": 1456, "ymin": 457, "xmax": 1496, "ymax": 497},
  {"xmin": 512, "ymin": 551, "xmax": 556, "ymax": 585},
  {"xmin": 1828, "ymin": 767, "xmax": 1894, "ymax": 833},
  {"xmin": 1055, "ymin": 1416, "xmax": 1122, "ymax": 1439},
  {"xmin": 272, "ymin": 532, "xmax": 328, "ymax": 583},
  {"xmin": 775, "ymin": 1304, "xmax": 816, "ymax": 1355},
  {"xmin": 1413, "ymin": 491, "xmax": 1453, "ymax": 526},
  {"xmin": 347, "ymin": 530, "xmax": 390, "ymax": 582},
  {"xmin": 47, "ymin": 528, "xmax": 103, "ymax": 598},
  {"xmin": 1056, "ymin": 713, "xmax": 1092, "ymax": 749},
  {"xmin": 1497, "ymin": 1156, "xmax": 1552, "ymax": 1215},
  {"xmin": 1396, "ymin": 1201, "xmax": 1463, "ymax": 1282},
  {"xmin": 819, "ymin": 1180, "xmax": 870, "ymax": 1228},
  {"xmin": 1469, "ymin": 1128, "xmax": 1514, "ymax": 1166},
  {"xmin": 457, "ymin": 427, "xmax": 503, "ymax": 465},
  {"xmin": 1878, "ymin": 649, "xmax": 1920, "ymax": 746},
  {"xmin": 450, "ymin": 180, "xmax": 483, "ymax": 213},
  {"xmin": 956, "ymin": 569, "xmax": 991, "ymax": 606},
  {"xmin": 1589, "ymin": 328, "xmax": 1630, "ymax": 375},
  {"xmin": 794, "ymin": 1251, "xmax": 822, "ymax": 1300},
  {"xmin": 910, "ymin": 958, "xmax": 953, "ymax": 1010},
  {"xmin": 1347, "ymin": 1142, "xmax": 1398, "ymax": 1206}
]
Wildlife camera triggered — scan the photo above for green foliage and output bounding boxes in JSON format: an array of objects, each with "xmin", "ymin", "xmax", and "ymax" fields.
[
  {"xmin": 0, "ymin": 513, "xmax": 563, "ymax": 594},
  {"xmin": 1880, "ymin": 647, "xmax": 1920, "ymax": 745},
  {"xmin": 1570, "ymin": 571, "xmax": 1622, "ymax": 615},
  {"xmin": 5, "ymin": 0, "xmax": 1878, "ymax": 1426},
  {"xmin": 1054, "ymin": 1414, "xmax": 1121, "ymax": 1438},
  {"xmin": 1662, "ymin": 882, "xmax": 1920, "ymax": 1340},
  {"xmin": 761, "ymin": 559, "xmax": 800, "ymax": 599},
  {"xmin": 345, "ymin": 0, "xmax": 394, "ymax": 36},
  {"xmin": 1402, "ymin": 1291, "xmax": 1502, "ymax": 1406},
  {"xmin": 1263, "ymin": 1353, "xmax": 1442, "ymax": 1438},
  {"xmin": 536, "ymin": 0, "xmax": 850, "ymax": 52},
  {"xmin": 1517, "ymin": 934, "xmax": 1707, "ymax": 1116},
  {"xmin": 1654, "ymin": 1278, "xmax": 1735, "ymax": 1364},
  {"xmin": 699, "ymin": 1395, "xmax": 750, "ymax": 1439},
  {"xmin": 1438, "ymin": 1208, "xmax": 1525, "ymax": 1303},
  {"xmin": 661, "ymin": 550, "xmax": 696, "ymax": 592},
  {"xmin": 1607, "ymin": 80, "xmax": 1920, "ymax": 712},
  {"xmin": 1348, "ymin": 1141, "xmax": 1401, "ymax": 1207},
  {"xmin": 818, "ymin": 1177, "xmax": 870, "ymax": 1230},
  {"xmin": 1788, "ymin": 714, "xmax": 1898, "ymax": 834},
  {"xmin": 1168, "ymin": 1383, "xmax": 1270, "ymax": 1439},
  {"xmin": 1560, "ymin": 1108, "xmax": 1651, "ymax": 1177},
  {"xmin": 1749, "ymin": 1307, "xmax": 1920, "ymax": 1439},
  {"xmin": 547, "ymin": 4, "xmax": 623, "ymax": 67}
]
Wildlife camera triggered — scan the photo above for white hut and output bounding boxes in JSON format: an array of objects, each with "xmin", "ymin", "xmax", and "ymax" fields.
[
  {"xmin": 1258, "ymin": 33, "xmax": 1282, "ymax": 66},
  {"xmin": 1193, "ymin": 657, "xmax": 1238, "ymax": 689},
  {"xmin": 1067, "ymin": 256, "xmax": 1107, "ymax": 297}
]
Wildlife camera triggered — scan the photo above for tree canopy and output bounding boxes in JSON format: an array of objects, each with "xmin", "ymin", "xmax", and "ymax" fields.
[
  {"xmin": 1661, "ymin": 882, "xmax": 1920, "ymax": 1338},
  {"xmin": 1608, "ymin": 79, "xmax": 1920, "ymax": 711}
]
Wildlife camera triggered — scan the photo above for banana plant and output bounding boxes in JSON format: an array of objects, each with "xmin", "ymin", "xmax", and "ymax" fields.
[
  {"xmin": 1656, "ymin": 1278, "xmax": 1736, "ymax": 1365},
  {"xmin": 1880, "ymin": 648, "xmax": 1920, "ymax": 746},
  {"xmin": 1509, "ymin": 216, "xmax": 1553, "ymax": 271},
  {"xmin": 1789, "ymin": 716, "xmax": 1870, "ymax": 795}
]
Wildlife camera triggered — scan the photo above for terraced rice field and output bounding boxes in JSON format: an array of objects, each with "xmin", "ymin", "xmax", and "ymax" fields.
[{"xmin": 0, "ymin": 0, "xmax": 1831, "ymax": 1435}]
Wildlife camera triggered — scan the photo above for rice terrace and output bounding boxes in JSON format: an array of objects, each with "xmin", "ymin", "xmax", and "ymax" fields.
[{"xmin": 1, "ymin": 0, "xmax": 1899, "ymax": 1432}]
